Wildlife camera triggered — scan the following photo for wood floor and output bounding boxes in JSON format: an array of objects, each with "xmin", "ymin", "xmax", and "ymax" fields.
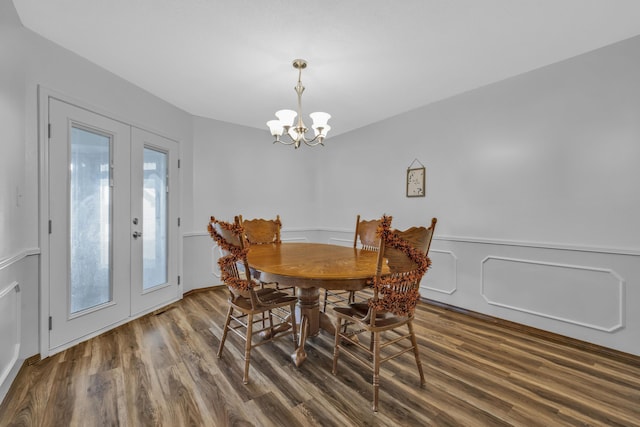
[{"xmin": 1, "ymin": 287, "xmax": 639, "ymax": 427}]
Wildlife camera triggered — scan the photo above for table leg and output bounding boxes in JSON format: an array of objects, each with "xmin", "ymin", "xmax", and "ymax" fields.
[
  {"xmin": 291, "ymin": 287, "xmax": 318, "ymax": 366},
  {"xmin": 296, "ymin": 287, "xmax": 320, "ymax": 335},
  {"xmin": 290, "ymin": 287, "xmax": 341, "ymax": 366},
  {"xmin": 292, "ymin": 315, "xmax": 309, "ymax": 367}
]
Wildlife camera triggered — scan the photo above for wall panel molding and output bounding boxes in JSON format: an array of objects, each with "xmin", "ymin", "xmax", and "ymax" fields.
[
  {"xmin": 481, "ymin": 256, "xmax": 625, "ymax": 332},
  {"xmin": 0, "ymin": 281, "xmax": 20, "ymax": 388},
  {"xmin": 421, "ymin": 249, "xmax": 457, "ymax": 295}
]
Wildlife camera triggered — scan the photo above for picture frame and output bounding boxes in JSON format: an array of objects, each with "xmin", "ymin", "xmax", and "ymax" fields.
[{"xmin": 406, "ymin": 166, "xmax": 425, "ymax": 197}]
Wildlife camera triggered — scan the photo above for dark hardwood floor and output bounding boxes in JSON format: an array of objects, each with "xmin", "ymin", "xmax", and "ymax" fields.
[{"xmin": 1, "ymin": 287, "xmax": 639, "ymax": 426}]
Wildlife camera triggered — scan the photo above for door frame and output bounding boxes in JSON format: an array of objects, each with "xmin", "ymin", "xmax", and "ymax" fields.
[{"xmin": 38, "ymin": 86, "xmax": 183, "ymax": 358}]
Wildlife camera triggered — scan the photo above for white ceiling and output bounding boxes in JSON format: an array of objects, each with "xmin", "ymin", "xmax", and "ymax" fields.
[{"xmin": 13, "ymin": 0, "xmax": 640, "ymax": 137}]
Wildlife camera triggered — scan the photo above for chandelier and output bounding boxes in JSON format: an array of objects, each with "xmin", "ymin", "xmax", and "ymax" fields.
[{"xmin": 267, "ymin": 59, "xmax": 331, "ymax": 149}]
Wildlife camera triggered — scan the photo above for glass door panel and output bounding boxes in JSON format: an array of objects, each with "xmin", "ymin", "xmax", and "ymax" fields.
[
  {"xmin": 142, "ymin": 147, "xmax": 168, "ymax": 290},
  {"xmin": 69, "ymin": 127, "xmax": 112, "ymax": 313}
]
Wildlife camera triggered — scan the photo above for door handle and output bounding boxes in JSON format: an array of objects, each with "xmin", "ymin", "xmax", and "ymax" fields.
[{"xmin": 133, "ymin": 231, "xmax": 142, "ymax": 239}]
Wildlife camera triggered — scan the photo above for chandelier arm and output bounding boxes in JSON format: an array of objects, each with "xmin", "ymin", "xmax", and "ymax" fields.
[
  {"xmin": 294, "ymin": 132, "xmax": 320, "ymax": 145},
  {"xmin": 274, "ymin": 126, "xmax": 323, "ymax": 146},
  {"xmin": 273, "ymin": 130, "xmax": 312, "ymax": 146},
  {"xmin": 273, "ymin": 138, "xmax": 297, "ymax": 146},
  {"xmin": 302, "ymin": 138, "xmax": 324, "ymax": 147}
]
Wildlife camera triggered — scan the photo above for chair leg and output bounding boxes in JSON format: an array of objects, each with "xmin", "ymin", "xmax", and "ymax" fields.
[
  {"xmin": 217, "ymin": 305, "xmax": 233, "ymax": 358},
  {"xmin": 290, "ymin": 303, "xmax": 298, "ymax": 349},
  {"xmin": 332, "ymin": 317, "xmax": 342, "ymax": 375},
  {"xmin": 322, "ymin": 289, "xmax": 329, "ymax": 312},
  {"xmin": 408, "ymin": 321, "xmax": 426, "ymax": 386},
  {"xmin": 372, "ymin": 331, "xmax": 381, "ymax": 412},
  {"xmin": 243, "ymin": 313, "xmax": 253, "ymax": 385},
  {"xmin": 268, "ymin": 310, "xmax": 274, "ymax": 335}
]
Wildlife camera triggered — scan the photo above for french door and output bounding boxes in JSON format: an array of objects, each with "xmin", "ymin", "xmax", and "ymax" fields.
[{"xmin": 48, "ymin": 98, "xmax": 179, "ymax": 352}]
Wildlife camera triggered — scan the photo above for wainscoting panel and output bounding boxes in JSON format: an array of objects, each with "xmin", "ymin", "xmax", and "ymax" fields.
[
  {"xmin": 421, "ymin": 249, "xmax": 457, "ymax": 295},
  {"xmin": 481, "ymin": 256, "xmax": 624, "ymax": 332},
  {"xmin": 0, "ymin": 281, "xmax": 20, "ymax": 387}
]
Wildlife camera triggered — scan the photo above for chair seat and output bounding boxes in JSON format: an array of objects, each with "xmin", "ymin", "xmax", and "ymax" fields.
[
  {"xmin": 334, "ymin": 306, "xmax": 411, "ymax": 330},
  {"xmin": 255, "ymin": 287, "xmax": 279, "ymax": 298},
  {"xmin": 344, "ymin": 301, "xmax": 387, "ymax": 319},
  {"xmin": 347, "ymin": 301, "xmax": 369, "ymax": 315},
  {"xmin": 229, "ymin": 281, "xmax": 280, "ymax": 300},
  {"xmin": 230, "ymin": 293, "xmax": 297, "ymax": 312}
]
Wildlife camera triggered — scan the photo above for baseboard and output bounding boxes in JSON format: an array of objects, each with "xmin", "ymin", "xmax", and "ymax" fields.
[
  {"xmin": 183, "ymin": 285, "xmax": 225, "ymax": 298},
  {"xmin": 25, "ymin": 354, "xmax": 40, "ymax": 366},
  {"xmin": 1, "ymin": 353, "xmax": 40, "ymax": 407}
]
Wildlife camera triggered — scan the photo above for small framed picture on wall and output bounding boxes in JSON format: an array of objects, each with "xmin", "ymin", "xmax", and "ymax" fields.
[{"xmin": 406, "ymin": 166, "xmax": 425, "ymax": 197}]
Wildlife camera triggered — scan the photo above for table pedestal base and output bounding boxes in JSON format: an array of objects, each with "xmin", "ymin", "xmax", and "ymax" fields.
[{"xmin": 291, "ymin": 287, "xmax": 337, "ymax": 367}]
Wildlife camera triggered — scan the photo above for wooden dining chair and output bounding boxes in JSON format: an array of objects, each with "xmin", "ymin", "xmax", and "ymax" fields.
[
  {"xmin": 241, "ymin": 215, "xmax": 282, "ymax": 245},
  {"xmin": 332, "ymin": 215, "xmax": 433, "ymax": 412},
  {"xmin": 347, "ymin": 216, "xmax": 437, "ymax": 318},
  {"xmin": 240, "ymin": 215, "xmax": 296, "ymax": 296},
  {"xmin": 208, "ymin": 216, "xmax": 298, "ymax": 384},
  {"xmin": 322, "ymin": 215, "xmax": 382, "ymax": 312}
]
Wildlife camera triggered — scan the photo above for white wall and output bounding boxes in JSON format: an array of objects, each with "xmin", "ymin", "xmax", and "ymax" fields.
[
  {"xmin": 318, "ymin": 36, "xmax": 640, "ymax": 248},
  {"xmin": 0, "ymin": 0, "xmax": 36, "ymax": 401},
  {"xmin": 0, "ymin": 0, "xmax": 193, "ymax": 401},
  {"xmin": 191, "ymin": 116, "xmax": 320, "ymax": 229},
  {"xmin": 0, "ymin": 0, "xmax": 27, "ymax": 263},
  {"xmin": 314, "ymin": 35, "xmax": 640, "ymax": 355}
]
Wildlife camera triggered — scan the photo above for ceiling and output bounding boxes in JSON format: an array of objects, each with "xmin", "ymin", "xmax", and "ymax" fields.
[{"xmin": 13, "ymin": 0, "xmax": 640, "ymax": 137}]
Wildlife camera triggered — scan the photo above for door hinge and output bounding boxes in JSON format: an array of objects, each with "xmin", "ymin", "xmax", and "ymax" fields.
[
  {"xmin": 49, "ymin": 316, "xmax": 53, "ymax": 331},
  {"xmin": 48, "ymin": 123, "xmax": 51, "ymax": 139},
  {"xmin": 48, "ymin": 220, "xmax": 52, "ymax": 234},
  {"xmin": 177, "ymin": 276, "xmax": 181, "ymax": 285},
  {"xmin": 178, "ymin": 159, "xmax": 181, "ymax": 169},
  {"xmin": 177, "ymin": 217, "xmax": 181, "ymax": 227}
]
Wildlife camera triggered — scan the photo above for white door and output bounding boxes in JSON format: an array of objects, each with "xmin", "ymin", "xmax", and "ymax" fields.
[
  {"xmin": 130, "ymin": 127, "xmax": 179, "ymax": 315},
  {"xmin": 48, "ymin": 98, "xmax": 179, "ymax": 352}
]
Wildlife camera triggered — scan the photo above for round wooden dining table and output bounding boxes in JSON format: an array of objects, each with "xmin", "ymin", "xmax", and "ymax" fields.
[{"xmin": 247, "ymin": 242, "xmax": 380, "ymax": 366}]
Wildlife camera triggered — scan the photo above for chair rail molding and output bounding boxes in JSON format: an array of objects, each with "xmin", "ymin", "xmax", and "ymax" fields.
[
  {"xmin": 0, "ymin": 248, "xmax": 40, "ymax": 271},
  {"xmin": 435, "ymin": 235, "xmax": 640, "ymax": 257}
]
